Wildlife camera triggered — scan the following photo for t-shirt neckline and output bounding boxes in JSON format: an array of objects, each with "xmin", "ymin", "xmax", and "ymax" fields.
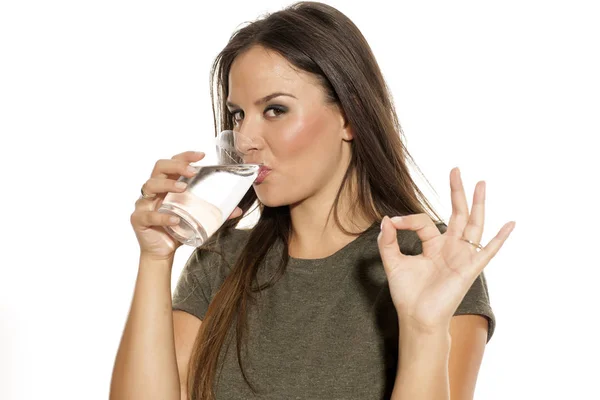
[{"xmin": 286, "ymin": 221, "xmax": 380, "ymax": 265}]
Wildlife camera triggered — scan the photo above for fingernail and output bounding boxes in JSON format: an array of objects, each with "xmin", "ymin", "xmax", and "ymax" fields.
[
  {"xmin": 381, "ymin": 216, "xmax": 387, "ymax": 230},
  {"xmin": 391, "ymin": 216, "xmax": 403, "ymax": 223}
]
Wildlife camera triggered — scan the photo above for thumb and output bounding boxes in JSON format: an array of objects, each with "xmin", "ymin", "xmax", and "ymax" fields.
[{"xmin": 377, "ymin": 216, "xmax": 404, "ymax": 274}]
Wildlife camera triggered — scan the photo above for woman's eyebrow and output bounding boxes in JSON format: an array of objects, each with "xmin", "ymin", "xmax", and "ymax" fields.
[{"xmin": 226, "ymin": 92, "xmax": 297, "ymax": 108}]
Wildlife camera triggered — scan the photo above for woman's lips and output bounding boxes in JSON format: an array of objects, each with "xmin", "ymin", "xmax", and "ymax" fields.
[{"xmin": 254, "ymin": 166, "xmax": 272, "ymax": 184}]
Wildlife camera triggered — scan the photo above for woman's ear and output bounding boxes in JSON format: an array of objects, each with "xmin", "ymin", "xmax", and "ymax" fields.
[
  {"xmin": 338, "ymin": 106, "xmax": 353, "ymax": 142},
  {"xmin": 342, "ymin": 125, "xmax": 353, "ymax": 142}
]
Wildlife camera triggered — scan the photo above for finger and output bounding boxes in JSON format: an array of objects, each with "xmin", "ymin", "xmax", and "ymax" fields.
[
  {"xmin": 172, "ymin": 150, "xmax": 206, "ymax": 161},
  {"xmin": 151, "ymin": 152, "xmax": 205, "ymax": 179},
  {"xmin": 447, "ymin": 167, "xmax": 471, "ymax": 238},
  {"xmin": 388, "ymin": 213, "xmax": 442, "ymax": 257},
  {"xmin": 470, "ymin": 221, "xmax": 516, "ymax": 276},
  {"xmin": 143, "ymin": 177, "xmax": 188, "ymax": 196},
  {"xmin": 135, "ymin": 189, "xmax": 159, "ymax": 209},
  {"xmin": 462, "ymin": 181, "xmax": 486, "ymax": 244},
  {"xmin": 139, "ymin": 181, "xmax": 159, "ymax": 202},
  {"xmin": 378, "ymin": 216, "xmax": 411, "ymax": 274},
  {"xmin": 131, "ymin": 210, "xmax": 181, "ymax": 228},
  {"xmin": 151, "ymin": 159, "xmax": 199, "ymax": 180}
]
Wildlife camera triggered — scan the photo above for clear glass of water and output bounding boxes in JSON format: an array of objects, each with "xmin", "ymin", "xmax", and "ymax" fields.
[{"xmin": 158, "ymin": 130, "xmax": 261, "ymax": 247}]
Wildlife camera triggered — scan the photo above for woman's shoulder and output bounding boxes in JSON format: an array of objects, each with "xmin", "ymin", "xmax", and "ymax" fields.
[
  {"xmin": 182, "ymin": 227, "xmax": 252, "ymax": 273},
  {"xmin": 215, "ymin": 227, "xmax": 253, "ymax": 248}
]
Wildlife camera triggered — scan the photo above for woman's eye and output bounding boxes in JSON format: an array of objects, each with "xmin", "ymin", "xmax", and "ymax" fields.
[
  {"xmin": 265, "ymin": 105, "xmax": 287, "ymax": 117},
  {"xmin": 231, "ymin": 110, "xmax": 244, "ymax": 123},
  {"xmin": 230, "ymin": 106, "xmax": 286, "ymax": 124}
]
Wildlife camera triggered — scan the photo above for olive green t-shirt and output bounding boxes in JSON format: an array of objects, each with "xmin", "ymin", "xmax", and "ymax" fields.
[{"xmin": 172, "ymin": 222, "xmax": 496, "ymax": 399}]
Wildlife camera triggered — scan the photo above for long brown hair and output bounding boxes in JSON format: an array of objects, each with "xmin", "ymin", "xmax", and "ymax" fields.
[{"xmin": 186, "ymin": 2, "xmax": 444, "ymax": 399}]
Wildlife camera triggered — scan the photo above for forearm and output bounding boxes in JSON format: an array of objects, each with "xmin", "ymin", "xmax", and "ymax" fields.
[
  {"xmin": 391, "ymin": 323, "xmax": 452, "ymax": 400},
  {"xmin": 109, "ymin": 254, "xmax": 181, "ymax": 400}
]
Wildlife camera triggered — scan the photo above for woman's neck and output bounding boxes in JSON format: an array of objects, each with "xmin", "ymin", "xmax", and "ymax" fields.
[{"xmin": 287, "ymin": 174, "xmax": 376, "ymax": 259}]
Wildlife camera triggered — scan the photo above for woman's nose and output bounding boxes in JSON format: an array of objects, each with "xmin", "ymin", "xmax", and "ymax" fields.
[{"xmin": 234, "ymin": 127, "xmax": 263, "ymax": 155}]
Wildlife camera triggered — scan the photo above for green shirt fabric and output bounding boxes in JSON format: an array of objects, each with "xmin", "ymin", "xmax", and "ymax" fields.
[{"xmin": 172, "ymin": 222, "xmax": 496, "ymax": 399}]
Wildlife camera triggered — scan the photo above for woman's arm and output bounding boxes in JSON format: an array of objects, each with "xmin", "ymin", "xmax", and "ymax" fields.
[
  {"xmin": 391, "ymin": 323, "xmax": 452, "ymax": 400},
  {"xmin": 448, "ymin": 315, "xmax": 488, "ymax": 399},
  {"xmin": 390, "ymin": 315, "xmax": 488, "ymax": 400},
  {"xmin": 109, "ymin": 254, "xmax": 181, "ymax": 400}
]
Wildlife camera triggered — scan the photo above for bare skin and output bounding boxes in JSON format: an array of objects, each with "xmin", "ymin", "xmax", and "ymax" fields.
[
  {"xmin": 227, "ymin": 45, "xmax": 374, "ymax": 259},
  {"xmin": 130, "ymin": 151, "xmax": 242, "ymax": 261}
]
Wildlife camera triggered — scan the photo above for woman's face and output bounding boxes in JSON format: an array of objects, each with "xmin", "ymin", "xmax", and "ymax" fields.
[{"xmin": 228, "ymin": 45, "xmax": 352, "ymax": 207}]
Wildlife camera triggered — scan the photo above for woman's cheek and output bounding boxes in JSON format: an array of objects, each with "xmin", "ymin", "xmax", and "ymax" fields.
[{"xmin": 276, "ymin": 113, "xmax": 325, "ymax": 156}]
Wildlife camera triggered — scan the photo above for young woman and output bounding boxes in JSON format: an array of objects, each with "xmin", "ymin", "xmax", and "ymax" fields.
[{"xmin": 110, "ymin": 2, "xmax": 515, "ymax": 399}]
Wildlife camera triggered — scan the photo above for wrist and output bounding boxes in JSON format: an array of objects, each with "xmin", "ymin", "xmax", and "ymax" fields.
[
  {"xmin": 139, "ymin": 253, "xmax": 175, "ymax": 268},
  {"xmin": 394, "ymin": 322, "xmax": 452, "ymax": 400},
  {"xmin": 399, "ymin": 322, "xmax": 451, "ymax": 359},
  {"xmin": 398, "ymin": 316, "xmax": 451, "ymax": 338}
]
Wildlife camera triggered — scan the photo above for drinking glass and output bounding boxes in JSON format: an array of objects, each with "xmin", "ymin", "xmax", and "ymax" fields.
[{"xmin": 158, "ymin": 130, "xmax": 261, "ymax": 247}]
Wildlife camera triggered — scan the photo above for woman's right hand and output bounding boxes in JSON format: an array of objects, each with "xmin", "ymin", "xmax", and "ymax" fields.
[{"xmin": 130, "ymin": 150, "xmax": 244, "ymax": 261}]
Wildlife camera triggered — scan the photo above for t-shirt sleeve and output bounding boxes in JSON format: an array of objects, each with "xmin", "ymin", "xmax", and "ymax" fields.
[
  {"xmin": 406, "ymin": 221, "xmax": 497, "ymax": 343},
  {"xmin": 172, "ymin": 248, "xmax": 216, "ymax": 321},
  {"xmin": 171, "ymin": 228, "xmax": 249, "ymax": 321},
  {"xmin": 454, "ymin": 270, "xmax": 496, "ymax": 344}
]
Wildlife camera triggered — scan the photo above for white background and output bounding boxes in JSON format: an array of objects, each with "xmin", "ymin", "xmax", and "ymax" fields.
[{"xmin": 1, "ymin": 0, "xmax": 598, "ymax": 399}]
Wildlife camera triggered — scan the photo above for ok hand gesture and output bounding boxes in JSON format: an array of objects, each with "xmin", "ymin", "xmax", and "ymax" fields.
[{"xmin": 377, "ymin": 167, "xmax": 515, "ymax": 334}]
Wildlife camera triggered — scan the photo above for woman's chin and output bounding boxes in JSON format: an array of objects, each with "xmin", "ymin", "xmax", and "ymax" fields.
[{"xmin": 253, "ymin": 190, "xmax": 288, "ymax": 209}]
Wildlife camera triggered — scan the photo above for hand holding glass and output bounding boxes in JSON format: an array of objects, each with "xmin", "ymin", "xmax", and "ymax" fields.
[{"xmin": 158, "ymin": 130, "xmax": 261, "ymax": 247}]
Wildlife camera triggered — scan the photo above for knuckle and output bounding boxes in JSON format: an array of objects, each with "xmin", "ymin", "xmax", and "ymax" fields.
[
  {"xmin": 154, "ymin": 159, "xmax": 167, "ymax": 173},
  {"xmin": 134, "ymin": 195, "xmax": 147, "ymax": 206},
  {"xmin": 142, "ymin": 181, "xmax": 153, "ymax": 193}
]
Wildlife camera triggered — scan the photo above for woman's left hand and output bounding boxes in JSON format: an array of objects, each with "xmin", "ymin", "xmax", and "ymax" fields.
[{"xmin": 377, "ymin": 167, "xmax": 515, "ymax": 334}]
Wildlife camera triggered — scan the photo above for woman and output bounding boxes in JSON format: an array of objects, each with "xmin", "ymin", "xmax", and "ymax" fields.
[{"xmin": 110, "ymin": 2, "xmax": 515, "ymax": 399}]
